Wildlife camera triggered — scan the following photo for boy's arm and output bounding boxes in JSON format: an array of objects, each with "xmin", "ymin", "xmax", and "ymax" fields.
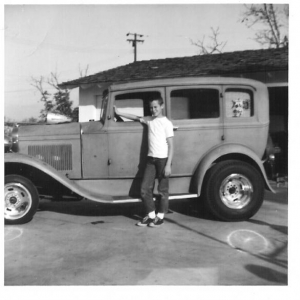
[
  {"xmin": 113, "ymin": 105, "xmax": 148, "ymax": 123},
  {"xmin": 113, "ymin": 105, "xmax": 140, "ymax": 121},
  {"xmin": 164, "ymin": 137, "xmax": 174, "ymax": 177}
]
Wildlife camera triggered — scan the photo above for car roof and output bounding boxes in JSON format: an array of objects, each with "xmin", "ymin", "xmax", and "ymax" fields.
[{"xmin": 110, "ymin": 77, "xmax": 265, "ymax": 92}]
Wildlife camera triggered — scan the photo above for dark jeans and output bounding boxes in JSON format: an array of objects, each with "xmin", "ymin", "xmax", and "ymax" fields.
[{"xmin": 140, "ymin": 156, "xmax": 169, "ymax": 214}]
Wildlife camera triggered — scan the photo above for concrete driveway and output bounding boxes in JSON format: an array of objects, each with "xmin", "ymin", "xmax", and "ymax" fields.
[{"xmin": 4, "ymin": 182, "xmax": 287, "ymax": 286}]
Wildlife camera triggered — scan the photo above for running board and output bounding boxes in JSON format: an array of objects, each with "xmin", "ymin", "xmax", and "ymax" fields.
[
  {"xmin": 169, "ymin": 194, "xmax": 198, "ymax": 200},
  {"xmin": 87, "ymin": 193, "xmax": 198, "ymax": 204}
]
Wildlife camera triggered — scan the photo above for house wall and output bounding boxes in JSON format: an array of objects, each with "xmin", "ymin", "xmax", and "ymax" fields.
[{"xmin": 79, "ymin": 85, "xmax": 107, "ymax": 122}]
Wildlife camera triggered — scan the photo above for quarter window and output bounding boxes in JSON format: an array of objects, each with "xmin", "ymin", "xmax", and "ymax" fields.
[
  {"xmin": 225, "ymin": 89, "xmax": 254, "ymax": 118},
  {"xmin": 170, "ymin": 89, "xmax": 219, "ymax": 120}
]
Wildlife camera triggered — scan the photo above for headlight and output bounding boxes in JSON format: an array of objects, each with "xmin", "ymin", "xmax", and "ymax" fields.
[
  {"xmin": 4, "ymin": 136, "xmax": 12, "ymax": 152},
  {"xmin": 11, "ymin": 125, "xmax": 19, "ymax": 152}
]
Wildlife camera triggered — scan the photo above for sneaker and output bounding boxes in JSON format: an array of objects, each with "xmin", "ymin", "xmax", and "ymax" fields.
[
  {"xmin": 148, "ymin": 216, "xmax": 164, "ymax": 228},
  {"xmin": 136, "ymin": 215, "xmax": 155, "ymax": 227}
]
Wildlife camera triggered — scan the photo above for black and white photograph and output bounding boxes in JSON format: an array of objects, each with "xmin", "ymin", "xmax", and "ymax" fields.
[{"xmin": 2, "ymin": 0, "xmax": 298, "ymax": 298}]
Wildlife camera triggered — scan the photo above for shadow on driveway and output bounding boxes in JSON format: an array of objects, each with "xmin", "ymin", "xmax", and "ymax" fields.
[
  {"xmin": 247, "ymin": 219, "xmax": 288, "ymax": 235},
  {"xmin": 244, "ymin": 264, "xmax": 287, "ymax": 284},
  {"xmin": 37, "ymin": 197, "xmax": 216, "ymax": 221}
]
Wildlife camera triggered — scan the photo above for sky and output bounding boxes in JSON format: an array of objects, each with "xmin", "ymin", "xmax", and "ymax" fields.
[{"xmin": 3, "ymin": 2, "xmax": 290, "ymax": 121}]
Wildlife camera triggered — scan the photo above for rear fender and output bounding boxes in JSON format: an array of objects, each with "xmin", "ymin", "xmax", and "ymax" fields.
[{"xmin": 192, "ymin": 143, "xmax": 275, "ymax": 195}]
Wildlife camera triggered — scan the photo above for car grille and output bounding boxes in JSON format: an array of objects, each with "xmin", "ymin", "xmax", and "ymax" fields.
[{"xmin": 28, "ymin": 144, "xmax": 73, "ymax": 171}]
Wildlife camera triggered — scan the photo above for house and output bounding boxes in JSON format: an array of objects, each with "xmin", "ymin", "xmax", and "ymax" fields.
[{"xmin": 59, "ymin": 47, "xmax": 288, "ymax": 173}]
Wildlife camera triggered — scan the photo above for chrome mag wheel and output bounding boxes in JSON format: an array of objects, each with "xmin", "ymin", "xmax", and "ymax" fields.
[
  {"xmin": 4, "ymin": 175, "xmax": 39, "ymax": 224},
  {"xmin": 219, "ymin": 173, "xmax": 253, "ymax": 210},
  {"xmin": 5, "ymin": 182, "xmax": 33, "ymax": 220}
]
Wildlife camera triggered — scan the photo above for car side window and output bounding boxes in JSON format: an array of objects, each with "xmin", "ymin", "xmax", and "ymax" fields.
[
  {"xmin": 225, "ymin": 88, "xmax": 254, "ymax": 118},
  {"xmin": 170, "ymin": 88, "xmax": 219, "ymax": 120},
  {"xmin": 114, "ymin": 91, "xmax": 161, "ymax": 122}
]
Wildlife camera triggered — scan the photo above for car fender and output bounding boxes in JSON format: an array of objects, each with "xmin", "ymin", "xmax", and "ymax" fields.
[
  {"xmin": 192, "ymin": 143, "xmax": 275, "ymax": 195},
  {"xmin": 4, "ymin": 153, "xmax": 114, "ymax": 202}
]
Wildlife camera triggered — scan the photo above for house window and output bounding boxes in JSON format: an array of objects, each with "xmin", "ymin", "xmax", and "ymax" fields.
[
  {"xmin": 114, "ymin": 91, "xmax": 161, "ymax": 122},
  {"xmin": 225, "ymin": 89, "xmax": 254, "ymax": 118},
  {"xmin": 170, "ymin": 88, "xmax": 219, "ymax": 120}
]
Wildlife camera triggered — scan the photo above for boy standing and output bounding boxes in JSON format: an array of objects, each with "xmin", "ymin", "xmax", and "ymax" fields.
[{"xmin": 114, "ymin": 97, "xmax": 174, "ymax": 227}]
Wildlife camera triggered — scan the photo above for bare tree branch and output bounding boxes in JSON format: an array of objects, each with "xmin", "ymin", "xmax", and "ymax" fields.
[
  {"xmin": 241, "ymin": 4, "xmax": 288, "ymax": 48},
  {"xmin": 191, "ymin": 27, "xmax": 227, "ymax": 55},
  {"xmin": 30, "ymin": 76, "xmax": 54, "ymax": 119},
  {"xmin": 31, "ymin": 69, "xmax": 83, "ymax": 121},
  {"xmin": 78, "ymin": 64, "xmax": 89, "ymax": 77},
  {"xmin": 47, "ymin": 72, "xmax": 60, "ymax": 90}
]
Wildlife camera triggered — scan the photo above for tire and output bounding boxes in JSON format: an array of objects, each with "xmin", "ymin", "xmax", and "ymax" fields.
[
  {"xmin": 5, "ymin": 175, "xmax": 39, "ymax": 225},
  {"xmin": 203, "ymin": 160, "xmax": 264, "ymax": 221}
]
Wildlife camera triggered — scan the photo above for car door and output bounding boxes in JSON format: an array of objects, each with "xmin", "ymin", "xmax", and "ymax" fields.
[
  {"xmin": 107, "ymin": 88, "xmax": 165, "ymax": 196},
  {"xmin": 166, "ymin": 85, "xmax": 223, "ymax": 193},
  {"xmin": 222, "ymin": 85, "xmax": 267, "ymax": 157},
  {"xmin": 81, "ymin": 92, "xmax": 109, "ymax": 178}
]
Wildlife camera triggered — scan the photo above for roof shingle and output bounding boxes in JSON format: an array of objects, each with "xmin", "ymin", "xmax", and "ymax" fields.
[{"xmin": 59, "ymin": 47, "xmax": 288, "ymax": 88}]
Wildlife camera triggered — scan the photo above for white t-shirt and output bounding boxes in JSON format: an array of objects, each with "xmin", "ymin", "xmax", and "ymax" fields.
[{"xmin": 142, "ymin": 116, "xmax": 174, "ymax": 158}]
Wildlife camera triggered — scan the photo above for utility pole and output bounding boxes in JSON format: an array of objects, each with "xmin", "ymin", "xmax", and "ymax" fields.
[{"xmin": 127, "ymin": 33, "xmax": 144, "ymax": 62}]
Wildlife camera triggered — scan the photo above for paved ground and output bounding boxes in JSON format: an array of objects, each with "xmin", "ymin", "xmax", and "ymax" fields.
[{"xmin": 4, "ymin": 182, "xmax": 287, "ymax": 286}]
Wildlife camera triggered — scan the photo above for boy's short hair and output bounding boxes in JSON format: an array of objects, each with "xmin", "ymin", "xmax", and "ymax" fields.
[{"xmin": 149, "ymin": 96, "xmax": 164, "ymax": 106}]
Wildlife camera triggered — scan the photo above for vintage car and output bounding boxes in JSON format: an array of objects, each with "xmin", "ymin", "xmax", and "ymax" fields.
[{"xmin": 4, "ymin": 77, "xmax": 275, "ymax": 224}]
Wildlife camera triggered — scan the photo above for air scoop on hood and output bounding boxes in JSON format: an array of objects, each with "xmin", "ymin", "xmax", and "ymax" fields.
[{"xmin": 46, "ymin": 112, "xmax": 72, "ymax": 124}]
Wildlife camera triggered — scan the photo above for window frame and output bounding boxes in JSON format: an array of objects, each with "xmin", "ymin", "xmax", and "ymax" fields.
[
  {"xmin": 166, "ymin": 85, "xmax": 222, "ymax": 123},
  {"xmin": 222, "ymin": 85, "xmax": 257, "ymax": 123},
  {"xmin": 110, "ymin": 87, "xmax": 165, "ymax": 127}
]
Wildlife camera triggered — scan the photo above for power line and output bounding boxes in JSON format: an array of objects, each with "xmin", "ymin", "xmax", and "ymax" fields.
[{"xmin": 127, "ymin": 32, "xmax": 144, "ymax": 62}]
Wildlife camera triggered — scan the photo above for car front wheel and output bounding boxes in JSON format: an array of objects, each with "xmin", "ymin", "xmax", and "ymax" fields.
[
  {"xmin": 203, "ymin": 160, "xmax": 264, "ymax": 221},
  {"xmin": 5, "ymin": 175, "xmax": 39, "ymax": 225}
]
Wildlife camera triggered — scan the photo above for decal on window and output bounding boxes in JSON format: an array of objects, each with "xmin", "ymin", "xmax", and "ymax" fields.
[{"xmin": 225, "ymin": 89, "xmax": 253, "ymax": 118}]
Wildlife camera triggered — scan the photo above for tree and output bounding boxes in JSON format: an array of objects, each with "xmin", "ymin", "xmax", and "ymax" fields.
[
  {"xmin": 30, "ymin": 76, "xmax": 54, "ymax": 119},
  {"xmin": 241, "ymin": 4, "xmax": 289, "ymax": 48},
  {"xmin": 191, "ymin": 27, "xmax": 227, "ymax": 55},
  {"xmin": 47, "ymin": 72, "xmax": 74, "ymax": 118},
  {"xmin": 31, "ymin": 64, "xmax": 89, "ymax": 121},
  {"xmin": 31, "ymin": 72, "xmax": 76, "ymax": 121},
  {"xmin": 71, "ymin": 107, "xmax": 79, "ymax": 123}
]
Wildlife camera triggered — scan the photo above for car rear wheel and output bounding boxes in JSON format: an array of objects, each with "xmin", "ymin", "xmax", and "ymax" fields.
[
  {"xmin": 203, "ymin": 160, "xmax": 264, "ymax": 221},
  {"xmin": 5, "ymin": 175, "xmax": 39, "ymax": 225}
]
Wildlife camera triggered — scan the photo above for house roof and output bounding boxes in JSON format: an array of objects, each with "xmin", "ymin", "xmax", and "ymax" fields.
[{"xmin": 59, "ymin": 47, "xmax": 288, "ymax": 89}]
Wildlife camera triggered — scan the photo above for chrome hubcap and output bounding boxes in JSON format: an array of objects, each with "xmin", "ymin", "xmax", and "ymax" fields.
[
  {"xmin": 5, "ymin": 183, "xmax": 32, "ymax": 220},
  {"xmin": 219, "ymin": 174, "xmax": 253, "ymax": 209}
]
